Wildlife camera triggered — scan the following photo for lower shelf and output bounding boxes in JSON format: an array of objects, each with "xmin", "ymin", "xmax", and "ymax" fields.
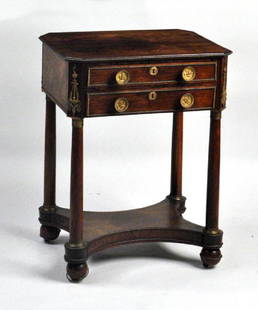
[{"xmin": 39, "ymin": 197, "xmax": 222, "ymax": 257}]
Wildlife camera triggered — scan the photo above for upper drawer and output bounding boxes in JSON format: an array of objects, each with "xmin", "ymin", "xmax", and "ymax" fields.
[{"xmin": 88, "ymin": 62, "xmax": 217, "ymax": 87}]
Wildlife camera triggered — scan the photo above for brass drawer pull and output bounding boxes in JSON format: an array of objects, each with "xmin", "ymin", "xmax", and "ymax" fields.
[
  {"xmin": 149, "ymin": 66, "xmax": 158, "ymax": 76},
  {"xmin": 115, "ymin": 70, "xmax": 130, "ymax": 85},
  {"xmin": 180, "ymin": 93, "xmax": 194, "ymax": 108},
  {"xmin": 148, "ymin": 91, "xmax": 157, "ymax": 100},
  {"xmin": 182, "ymin": 66, "xmax": 196, "ymax": 81},
  {"xmin": 114, "ymin": 97, "xmax": 129, "ymax": 112}
]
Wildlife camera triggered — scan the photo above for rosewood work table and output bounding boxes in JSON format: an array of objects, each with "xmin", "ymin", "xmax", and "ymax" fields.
[{"xmin": 38, "ymin": 29, "xmax": 232, "ymax": 282}]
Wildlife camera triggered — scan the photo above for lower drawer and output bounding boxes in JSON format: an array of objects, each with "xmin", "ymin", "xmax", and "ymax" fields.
[{"xmin": 86, "ymin": 87, "xmax": 216, "ymax": 117}]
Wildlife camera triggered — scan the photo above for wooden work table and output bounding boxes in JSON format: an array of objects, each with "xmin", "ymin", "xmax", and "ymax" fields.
[{"xmin": 38, "ymin": 29, "xmax": 232, "ymax": 282}]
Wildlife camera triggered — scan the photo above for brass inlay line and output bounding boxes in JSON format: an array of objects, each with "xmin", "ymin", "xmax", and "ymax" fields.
[
  {"xmin": 89, "ymin": 78, "xmax": 216, "ymax": 87},
  {"xmin": 87, "ymin": 107, "xmax": 215, "ymax": 117},
  {"xmin": 88, "ymin": 86, "xmax": 216, "ymax": 96},
  {"xmin": 90, "ymin": 61, "xmax": 217, "ymax": 69}
]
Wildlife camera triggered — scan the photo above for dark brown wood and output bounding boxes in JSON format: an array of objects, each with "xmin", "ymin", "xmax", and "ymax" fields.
[
  {"xmin": 40, "ymin": 225, "xmax": 60, "ymax": 242},
  {"xmin": 200, "ymin": 110, "xmax": 222, "ymax": 268},
  {"xmin": 39, "ymin": 198, "xmax": 223, "ymax": 256},
  {"xmin": 42, "ymin": 45, "xmax": 69, "ymax": 113},
  {"xmin": 88, "ymin": 61, "xmax": 216, "ymax": 86},
  {"xmin": 206, "ymin": 111, "xmax": 221, "ymax": 231},
  {"xmin": 39, "ymin": 29, "xmax": 232, "ymax": 62},
  {"xmin": 64, "ymin": 118, "xmax": 88, "ymax": 282},
  {"xmin": 170, "ymin": 112, "xmax": 183, "ymax": 197},
  {"xmin": 69, "ymin": 119, "xmax": 84, "ymax": 245},
  {"xmin": 43, "ymin": 96, "xmax": 56, "ymax": 209},
  {"xmin": 40, "ymin": 97, "xmax": 61, "ymax": 242},
  {"xmin": 40, "ymin": 30, "xmax": 232, "ymax": 119},
  {"xmin": 38, "ymin": 29, "xmax": 231, "ymax": 282},
  {"xmin": 87, "ymin": 87, "xmax": 216, "ymax": 117},
  {"xmin": 66, "ymin": 263, "xmax": 89, "ymax": 282},
  {"xmin": 200, "ymin": 248, "xmax": 222, "ymax": 268},
  {"xmin": 169, "ymin": 112, "xmax": 186, "ymax": 214}
]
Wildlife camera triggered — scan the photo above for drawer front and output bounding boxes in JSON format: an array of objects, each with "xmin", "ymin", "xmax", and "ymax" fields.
[
  {"xmin": 87, "ymin": 87, "xmax": 216, "ymax": 116},
  {"xmin": 88, "ymin": 62, "xmax": 217, "ymax": 87}
]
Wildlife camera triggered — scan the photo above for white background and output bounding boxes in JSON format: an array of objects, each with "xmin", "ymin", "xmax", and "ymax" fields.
[{"xmin": 0, "ymin": 0, "xmax": 257, "ymax": 309}]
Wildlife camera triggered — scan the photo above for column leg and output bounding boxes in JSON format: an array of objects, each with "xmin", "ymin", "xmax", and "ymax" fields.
[
  {"xmin": 65, "ymin": 118, "xmax": 88, "ymax": 282},
  {"xmin": 200, "ymin": 110, "xmax": 223, "ymax": 268},
  {"xmin": 169, "ymin": 112, "xmax": 186, "ymax": 214},
  {"xmin": 39, "ymin": 96, "xmax": 60, "ymax": 242}
]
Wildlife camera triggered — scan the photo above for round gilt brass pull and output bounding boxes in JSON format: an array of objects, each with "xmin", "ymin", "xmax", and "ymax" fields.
[
  {"xmin": 148, "ymin": 91, "xmax": 157, "ymax": 101},
  {"xmin": 180, "ymin": 93, "xmax": 194, "ymax": 109},
  {"xmin": 149, "ymin": 66, "xmax": 158, "ymax": 76},
  {"xmin": 114, "ymin": 97, "xmax": 129, "ymax": 112},
  {"xmin": 115, "ymin": 70, "xmax": 130, "ymax": 85},
  {"xmin": 182, "ymin": 66, "xmax": 196, "ymax": 81}
]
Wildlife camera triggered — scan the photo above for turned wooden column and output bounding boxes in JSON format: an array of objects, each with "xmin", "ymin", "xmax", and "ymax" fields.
[
  {"xmin": 43, "ymin": 96, "xmax": 56, "ymax": 211},
  {"xmin": 205, "ymin": 110, "xmax": 221, "ymax": 232},
  {"xmin": 200, "ymin": 110, "xmax": 222, "ymax": 268},
  {"xmin": 69, "ymin": 118, "xmax": 84, "ymax": 246},
  {"xmin": 40, "ymin": 96, "xmax": 60, "ymax": 242},
  {"xmin": 65, "ymin": 118, "xmax": 88, "ymax": 282},
  {"xmin": 170, "ymin": 112, "xmax": 186, "ymax": 213},
  {"xmin": 170, "ymin": 112, "xmax": 183, "ymax": 197}
]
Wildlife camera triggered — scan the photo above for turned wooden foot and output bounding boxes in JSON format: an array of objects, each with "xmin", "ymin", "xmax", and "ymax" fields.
[
  {"xmin": 200, "ymin": 248, "xmax": 222, "ymax": 268},
  {"xmin": 66, "ymin": 263, "xmax": 89, "ymax": 282},
  {"xmin": 40, "ymin": 225, "xmax": 60, "ymax": 242}
]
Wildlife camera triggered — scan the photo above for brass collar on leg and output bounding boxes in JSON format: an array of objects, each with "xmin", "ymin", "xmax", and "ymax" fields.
[
  {"xmin": 72, "ymin": 118, "xmax": 83, "ymax": 128},
  {"xmin": 210, "ymin": 110, "xmax": 222, "ymax": 120}
]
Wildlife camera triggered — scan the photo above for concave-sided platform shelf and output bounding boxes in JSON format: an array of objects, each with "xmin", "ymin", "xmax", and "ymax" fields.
[{"xmin": 39, "ymin": 198, "xmax": 222, "ymax": 257}]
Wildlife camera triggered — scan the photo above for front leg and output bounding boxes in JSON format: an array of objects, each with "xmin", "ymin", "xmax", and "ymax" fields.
[
  {"xmin": 200, "ymin": 110, "xmax": 223, "ymax": 268},
  {"xmin": 64, "ymin": 118, "xmax": 88, "ymax": 282}
]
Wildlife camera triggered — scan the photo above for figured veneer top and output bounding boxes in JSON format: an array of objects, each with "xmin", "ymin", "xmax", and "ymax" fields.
[{"xmin": 39, "ymin": 29, "xmax": 232, "ymax": 62}]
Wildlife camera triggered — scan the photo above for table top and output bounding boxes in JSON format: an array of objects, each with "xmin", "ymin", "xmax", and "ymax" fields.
[{"xmin": 39, "ymin": 29, "xmax": 232, "ymax": 62}]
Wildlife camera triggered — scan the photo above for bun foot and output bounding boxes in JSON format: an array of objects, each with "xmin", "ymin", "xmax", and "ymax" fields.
[
  {"xmin": 200, "ymin": 248, "xmax": 222, "ymax": 268},
  {"xmin": 66, "ymin": 263, "xmax": 89, "ymax": 282},
  {"xmin": 40, "ymin": 225, "xmax": 60, "ymax": 242}
]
